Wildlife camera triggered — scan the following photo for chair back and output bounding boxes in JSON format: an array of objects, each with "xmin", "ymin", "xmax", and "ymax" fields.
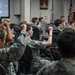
[
  {"xmin": 31, "ymin": 26, "xmax": 40, "ymax": 40},
  {"xmin": 0, "ymin": 64, "xmax": 6, "ymax": 75}
]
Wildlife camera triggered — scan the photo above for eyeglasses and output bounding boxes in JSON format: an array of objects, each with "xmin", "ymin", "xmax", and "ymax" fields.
[
  {"xmin": 5, "ymin": 20, "xmax": 10, "ymax": 22},
  {"xmin": 6, "ymin": 20, "xmax": 10, "ymax": 22}
]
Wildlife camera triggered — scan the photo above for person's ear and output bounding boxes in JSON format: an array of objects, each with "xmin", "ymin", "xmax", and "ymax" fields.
[{"xmin": 28, "ymin": 30, "xmax": 30, "ymax": 34}]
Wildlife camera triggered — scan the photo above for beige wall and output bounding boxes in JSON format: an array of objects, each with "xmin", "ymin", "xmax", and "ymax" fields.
[{"xmin": 2, "ymin": 0, "xmax": 75, "ymax": 24}]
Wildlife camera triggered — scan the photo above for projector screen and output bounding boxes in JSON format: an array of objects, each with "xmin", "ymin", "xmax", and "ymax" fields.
[{"xmin": 0, "ymin": 0, "xmax": 10, "ymax": 18}]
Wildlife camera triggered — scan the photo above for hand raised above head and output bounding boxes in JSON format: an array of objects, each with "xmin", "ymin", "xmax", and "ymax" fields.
[
  {"xmin": 3, "ymin": 21, "xmax": 8, "ymax": 27},
  {"xmin": 20, "ymin": 24, "xmax": 27, "ymax": 31}
]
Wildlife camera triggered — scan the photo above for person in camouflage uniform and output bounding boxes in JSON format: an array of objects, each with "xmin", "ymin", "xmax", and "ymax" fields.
[
  {"xmin": 0, "ymin": 21, "xmax": 28, "ymax": 75},
  {"xmin": 60, "ymin": 16, "xmax": 67, "ymax": 29},
  {"xmin": 19, "ymin": 24, "xmax": 53, "ymax": 73},
  {"xmin": 36, "ymin": 28, "xmax": 75, "ymax": 75}
]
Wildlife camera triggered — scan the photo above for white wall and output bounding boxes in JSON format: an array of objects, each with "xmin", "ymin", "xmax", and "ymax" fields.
[
  {"xmin": 10, "ymin": 0, "xmax": 21, "ymax": 24},
  {"xmin": 30, "ymin": 0, "xmax": 40, "ymax": 19},
  {"xmin": 30, "ymin": 0, "xmax": 51, "ymax": 23},
  {"xmin": 21, "ymin": 0, "xmax": 30, "ymax": 22},
  {"xmin": 73, "ymin": 0, "xmax": 75, "ymax": 11},
  {"xmin": 53, "ymin": 0, "xmax": 63, "ymax": 20},
  {"xmin": 30, "ymin": 0, "xmax": 75, "ymax": 23},
  {"xmin": 2, "ymin": 0, "xmax": 75, "ymax": 24},
  {"xmin": 63, "ymin": 0, "xmax": 69, "ymax": 23}
]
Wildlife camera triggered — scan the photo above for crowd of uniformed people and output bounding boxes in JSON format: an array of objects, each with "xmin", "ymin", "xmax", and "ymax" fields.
[{"xmin": 0, "ymin": 16, "xmax": 75, "ymax": 75}]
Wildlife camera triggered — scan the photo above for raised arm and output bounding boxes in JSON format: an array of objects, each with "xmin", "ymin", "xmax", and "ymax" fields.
[
  {"xmin": 45, "ymin": 27, "xmax": 53, "ymax": 47},
  {"xmin": 0, "ymin": 24, "xmax": 28, "ymax": 62},
  {"xmin": 3, "ymin": 22, "xmax": 12, "ymax": 42}
]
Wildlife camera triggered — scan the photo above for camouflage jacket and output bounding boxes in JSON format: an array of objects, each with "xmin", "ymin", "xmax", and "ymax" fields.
[
  {"xmin": 18, "ymin": 30, "xmax": 46, "ymax": 59},
  {"xmin": 18, "ymin": 30, "xmax": 51, "ymax": 73},
  {"xmin": 0, "ymin": 30, "xmax": 28, "ymax": 75},
  {"xmin": 36, "ymin": 58, "xmax": 75, "ymax": 75}
]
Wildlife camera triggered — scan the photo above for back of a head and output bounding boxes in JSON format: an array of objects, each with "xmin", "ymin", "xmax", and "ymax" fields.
[
  {"xmin": 39, "ymin": 17, "xmax": 43, "ymax": 22},
  {"xmin": 21, "ymin": 19, "xmax": 29, "ymax": 24},
  {"xmin": 54, "ymin": 19, "xmax": 62, "ymax": 27},
  {"xmin": 31, "ymin": 25, "xmax": 40, "ymax": 40},
  {"xmin": 60, "ymin": 16, "xmax": 65, "ymax": 19},
  {"xmin": 26, "ymin": 24, "xmax": 32, "ymax": 32},
  {"xmin": 57, "ymin": 28, "xmax": 75, "ymax": 58},
  {"xmin": 70, "ymin": 20, "xmax": 74, "ymax": 25},
  {"xmin": 60, "ymin": 16, "xmax": 65, "ymax": 22},
  {"xmin": 32, "ymin": 17, "xmax": 38, "ymax": 23}
]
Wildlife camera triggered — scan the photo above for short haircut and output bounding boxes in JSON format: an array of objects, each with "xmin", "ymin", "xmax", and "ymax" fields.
[
  {"xmin": 32, "ymin": 17, "xmax": 38, "ymax": 23},
  {"xmin": 39, "ymin": 17, "xmax": 43, "ymax": 21},
  {"xmin": 4, "ymin": 18, "xmax": 10, "ymax": 22},
  {"xmin": 0, "ymin": 30, "xmax": 5, "ymax": 40},
  {"xmin": 60, "ymin": 16, "xmax": 65, "ymax": 19},
  {"xmin": 57, "ymin": 28, "xmax": 75, "ymax": 58},
  {"xmin": 19, "ymin": 22, "xmax": 23, "ymax": 27},
  {"xmin": 54, "ymin": 19, "xmax": 62, "ymax": 27},
  {"xmin": 70, "ymin": 20, "xmax": 74, "ymax": 24},
  {"xmin": 26, "ymin": 24, "xmax": 32, "ymax": 32}
]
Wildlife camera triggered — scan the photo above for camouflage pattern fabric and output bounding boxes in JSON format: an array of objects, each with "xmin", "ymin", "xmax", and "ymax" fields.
[
  {"xmin": 37, "ymin": 59, "xmax": 75, "ymax": 75},
  {"xmin": 0, "ymin": 30, "xmax": 28, "ymax": 75},
  {"xmin": 19, "ymin": 30, "xmax": 51, "ymax": 73}
]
